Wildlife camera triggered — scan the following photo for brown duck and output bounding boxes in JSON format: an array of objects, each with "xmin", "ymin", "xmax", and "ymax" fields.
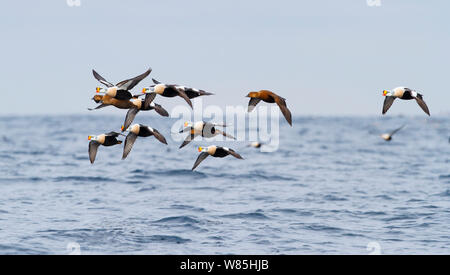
[{"xmin": 246, "ymin": 90, "xmax": 292, "ymax": 126}]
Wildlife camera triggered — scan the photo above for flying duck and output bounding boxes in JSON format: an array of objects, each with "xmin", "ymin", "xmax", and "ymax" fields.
[
  {"xmin": 380, "ymin": 125, "xmax": 405, "ymax": 141},
  {"xmin": 142, "ymin": 79, "xmax": 212, "ymax": 109},
  {"xmin": 122, "ymin": 96, "xmax": 169, "ymax": 131},
  {"xmin": 88, "ymin": 132, "xmax": 123, "ymax": 164},
  {"xmin": 93, "ymin": 68, "xmax": 151, "ymax": 101},
  {"xmin": 121, "ymin": 124, "xmax": 168, "ymax": 159},
  {"xmin": 248, "ymin": 141, "xmax": 263, "ymax": 148},
  {"xmin": 88, "ymin": 94, "xmax": 136, "ymax": 110},
  {"xmin": 179, "ymin": 121, "xmax": 235, "ymax": 149},
  {"xmin": 151, "ymin": 79, "xmax": 213, "ymax": 99},
  {"xmin": 192, "ymin": 145, "xmax": 243, "ymax": 170},
  {"xmin": 382, "ymin": 87, "xmax": 430, "ymax": 116},
  {"xmin": 246, "ymin": 90, "xmax": 292, "ymax": 126}
]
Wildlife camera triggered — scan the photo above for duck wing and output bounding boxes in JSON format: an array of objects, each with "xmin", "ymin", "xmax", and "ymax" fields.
[
  {"xmin": 143, "ymin": 92, "xmax": 157, "ymax": 109},
  {"xmin": 389, "ymin": 125, "xmax": 406, "ymax": 137},
  {"xmin": 88, "ymin": 141, "xmax": 100, "ymax": 164},
  {"xmin": 248, "ymin": 98, "xmax": 261, "ymax": 112},
  {"xmin": 153, "ymin": 103, "xmax": 169, "ymax": 117},
  {"xmin": 88, "ymin": 103, "xmax": 109, "ymax": 111},
  {"xmin": 92, "ymin": 70, "xmax": 114, "ymax": 87},
  {"xmin": 215, "ymin": 129, "xmax": 236, "ymax": 140},
  {"xmin": 274, "ymin": 97, "xmax": 292, "ymax": 126},
  {"xmin": 179, "ymin": 132, "xmax": 198, "ymax": 149},
  {"xmin": 415, "ymin": 94, "xmax": 430, "ymax": 116},
  {"xmin": 192, "ymin": 152, "xmax": 209, "ymax": 170},
  {"xmin": 123, "ymin": 108, "xmax": 140, "ymax": 132},
  {"xmin": 150, "ymin": 128, "xmax": 168, "ymax": 145},
  {"xmin": 382, "ymin": 96, "xmax": 396, "ymax": 115},
  {"xmin": 122, "ymin": 132, "xmax": 138, "ymax": 159},
  {"xmin": 115, "ymin": 68, "xmax": 152, "ymax": 90},
  {"xmin": 175, "ymin": 87, "xmax": 193, "ymax": 109},
  {"xmin": 226, "ymin": 148, "xmax": 244, "ymax": 159}
]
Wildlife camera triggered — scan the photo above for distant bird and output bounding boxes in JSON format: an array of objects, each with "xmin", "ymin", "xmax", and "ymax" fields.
[
  {"xmin": 142, "ymin": 79, "xmax": 212, "ymax": 109},
  {"xmin": 248, "ymin": 141, "xmax": 264, "ymax": 148},
  {"xmin": 122, "ymin": 96, "xmax": 169, "ymax": 131},
  {"xmin": 93, "ymin": 68, "xmax": 151, "ymax": 101},
  {"xmin": 88, "ymin": 132, "xmax": 123, "ymax": 164},
  {"xmin": 382, "ymin": 87, "xmax": 430, "ymax": 116},
  {"xmin": 192, "ymin": 145, "xmax": 243, "ymax": 170},
  {"xmin": 179, "ymin": 121, "xmax": 235, "ymax": 149},
  {"xmin": 380, "ymin": 125, "xmax": 406, "ymax": 141},
  {"xmin": 246, "ymin": 90, "xmax": 292, "ymax": 126},
  {"xmin": 121, "ymin": 124, "xmax": 167, "ymax": 159}
]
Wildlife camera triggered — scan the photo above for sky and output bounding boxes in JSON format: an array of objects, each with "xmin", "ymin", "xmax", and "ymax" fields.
[{"xmin": 0, "ymin": 0, "xmax": 449, "ymax": 116}]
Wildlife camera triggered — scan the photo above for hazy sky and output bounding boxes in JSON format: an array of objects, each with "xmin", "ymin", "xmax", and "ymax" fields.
[{"xmin": 1, "ymin": 0, "xmax": 449, "ymax": 116}]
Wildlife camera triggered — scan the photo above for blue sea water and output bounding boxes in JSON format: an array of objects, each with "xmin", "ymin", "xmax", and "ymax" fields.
[{"xmin": 0, "ymin": 114, "xmax": 449, "ymax": 254}]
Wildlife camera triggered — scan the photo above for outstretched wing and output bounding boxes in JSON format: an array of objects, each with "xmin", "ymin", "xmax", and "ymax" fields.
[
  {"xmin": 215, "ymin": 129, "xmax": 236, "ymax": 140},
  {"xmin": 192, "ymin": 152, "xmax": 209, "ymax": 170},
  {"xmin": 92, "ymin": 70, "xmax": 114, "ymax": 87},
  {"xmin": 150, "ymin": 128, "xmax": 168, "ymax": 145},
  {"xmin": 144, "ymin": 92, "xmax": 157, "ymax": 109},
  {"xmin": 226, "ymin": 148, "xmax": 244, "ymax": 159},
  {"xmin": 123, "ymin": 108, "xmax": 140, "ymax": 131},
  {"xmin": 415, "ymin": 95, "xmax": 430, "ymax": 116},
  {"xmin": 116, "ymin": 68, "xmax": 152, "ymax": 90},
  {"xmin": 88, "ymin": 141, "xmax": 100, "ymax": 164},
  {"xmin": 153, "ymin": 103, "xmax": 169, "ymax": 117},
  {"xmin": 88, "ymin": 103, "xmax": 109, "ymax": 111},
  {"xmin": 179, "ymin": 132, "xmax": 198, "ymax": 149},
  {"xmin": 248, "ymin": 98, "xmax": 261, "ymax": 112},
  {"xmin": 274, "ymin": 97, "xmax": 292, "ymax": 126},
  {"xmin": 122, "ymin": 133, "xmax": 138, "ymax": 159},
  {"xmin": 382, "ymin": 96, "xmax": 396, "ymax": 115},
  {"xmin": 389, "ymin": 125, "xmax": 406, "ymax": 137},
  {"xmin": 176, "ymin": 88, "xmax": 193, "ymax": 109}
]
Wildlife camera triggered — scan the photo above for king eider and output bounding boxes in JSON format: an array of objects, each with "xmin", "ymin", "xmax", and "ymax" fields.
[
  {"xmin": 192, "ymin": 145, "xmax": 243, "ymax": 170},
  {"xmin": 179, "ymin": 121, "xmax": 235, "ymax": 149},
  {"xmin": 382, "ymin": 87, "xmax": 430, "ymax": 116},
  {"xmin": 142, "ymin": 78, "xmax": 213, "ymax": 109},
  {"xmin": 121, "ymin": 124, "xmax": 168, "ymax": 159},
  {"xmin": 88, "ymin": 132, "xmax": 123, "ymax": 164},
  {"xmin": 92, "ymin": 68, "xmax": 151, "ymax": 101}
]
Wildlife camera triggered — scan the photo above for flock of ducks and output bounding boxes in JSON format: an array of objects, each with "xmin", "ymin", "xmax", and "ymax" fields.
[{"xmin": 87, "ymin": 68, "xmax": 431, "ymax": 170}]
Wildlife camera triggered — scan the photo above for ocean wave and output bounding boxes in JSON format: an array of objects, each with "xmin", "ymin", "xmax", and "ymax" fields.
[
  {"xmin": 220, "ymin": 211, "xmax": 270, "ymax": 220},
  {"xmin": 53, "ymin": 176, "xmax": 116, "ymax": 182},
  {"xmin": 153, "ymin": 216, "xmax": 200, "ymax": 224}
]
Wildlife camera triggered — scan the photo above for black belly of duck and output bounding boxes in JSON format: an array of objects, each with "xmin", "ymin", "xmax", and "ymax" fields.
[
  {"xmin": 104, "ymin": 136, "xmax": 120, "ymax": 146},
  {"xmin": 162, "ymin": 87, "xmax": 179, "ymax": 97},
  {"xmin": 400, "ymin": 91, "xmax": 414, "ymax": 100},
  {"xmin": 115, "ymin": 89, "xmax": 133, "ymax": 100},
  {"xmin": 213, "ymin": 148, "xmax": 229, "ymax": 158}
]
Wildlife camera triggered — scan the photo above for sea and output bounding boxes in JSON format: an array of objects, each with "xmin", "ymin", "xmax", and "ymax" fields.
[{"xmin": 0, "ymin": 114, "xmax": 448, "ymax": 254}]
